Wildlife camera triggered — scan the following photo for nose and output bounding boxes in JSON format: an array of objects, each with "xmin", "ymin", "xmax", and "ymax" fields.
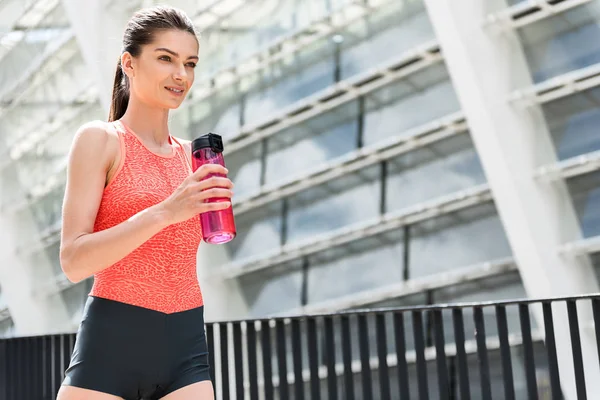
[{"xmin": 173, "ymin": 64, "xmax": 188, "ymax": 83}]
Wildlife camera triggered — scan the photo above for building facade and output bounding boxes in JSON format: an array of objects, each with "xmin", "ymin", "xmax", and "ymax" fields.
[{"xmin": 1, "ymin": 0, "xmax": 600, "ymax": 398}]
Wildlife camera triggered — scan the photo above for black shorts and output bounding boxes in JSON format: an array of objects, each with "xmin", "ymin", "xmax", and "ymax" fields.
[{"xmin": 62, "ymin": 296, "xmax": 211, "ymax": 399}]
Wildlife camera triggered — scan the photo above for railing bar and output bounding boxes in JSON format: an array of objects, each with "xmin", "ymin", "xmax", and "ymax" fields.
[
  {"xmin": 307, "ymin": 317, "xmax": 321, "ymax": 400},
  {"xmin": 567, "ymin": 300, "xmax": 587, "ymax": 399},
  {"xmin": 358, "ymin": 314, "xmax": 373, "ymax": 400},
  {"xmin": 413, "ymin": 310, "xmax": 430, "ymax": 400},
  {"xmin": 452, "ymin": 309, "xmax": 470, "ymax": 400},
  {"xmin": 261, "ymin": 320, "xmax": 274, "ymax": 400},
  {"xmin": 474, "ymin": 307, "xmax": 492, "ymax": 400},
  {"xmin": 276, "ymin": 319, "xmax": 289, "ymax": 399},
  {"xmin": 433, "ymin": 310, "xmax": 449, "ymax": 399},
  {"xmin": 246, "ymin": 322, "xmax": 259, "ymax": 400},
  {"xmin": 592, "ymin": 298, "xmax": 600, "ymax": 371},
  {"xmin": 542, "ymin": 302, "xmax": 562, "ymax": 400},
  {"xmin": 233, "ymin": 323, "xmax": 245, "ymax": 400},
  {"xmin": 291, "ymin": 318, "xmax": 304, "ymax": 400},
  {"xmin": 519, "ymin": 304, "xmax": 539, "ymax": 400},
  {"xmin": 495, "ymin": 305, "xmax": 515, "ymax": 400},
  {"xmin": 341, "ymin": 315, "xmax": 355, "ymax": 400},
  {"xmin": 394, "ymin": 312, "xmax": 411, "ymax": 399},
  {"xmin": 376, "ymin": 313, "xmax": 391, "ymax": 399},
  {"xmin": 323, "ymin": 316, "xmax": 338, "ymax": 400},
  {"xmin": 220, "ymin": 323, "xmax": 231, "ymax": 400}
]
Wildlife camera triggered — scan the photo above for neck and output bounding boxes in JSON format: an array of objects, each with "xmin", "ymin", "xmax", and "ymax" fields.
[{"xmin": 119, "ymin": 95, "xmax": 171, "ymax": 145}]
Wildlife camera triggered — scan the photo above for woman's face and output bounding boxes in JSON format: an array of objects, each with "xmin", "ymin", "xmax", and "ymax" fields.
[{"xmin": 125, "ymin": 29, "xmax": 199, "ymax": 109}]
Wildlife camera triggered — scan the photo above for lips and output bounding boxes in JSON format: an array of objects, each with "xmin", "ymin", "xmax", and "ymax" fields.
[{"xmin": 165, "ymin": 86, "xmax": 184, "ymax": 94}]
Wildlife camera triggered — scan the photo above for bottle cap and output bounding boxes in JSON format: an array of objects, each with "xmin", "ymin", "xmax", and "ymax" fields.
[{"xmin": 192, "ymin": 133, "xmax": 223, "ymax": 153}]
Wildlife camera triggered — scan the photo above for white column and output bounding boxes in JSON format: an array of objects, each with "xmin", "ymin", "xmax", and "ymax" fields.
[
  {"xmin": 61, "ymin": 0, "xmax": 132, "ymax": 113},
  {"xmin": 0, "ymin": 168, "xmax": 71, "ymax": 335},
  {"xmin": 423, "ymin": 0, "xmax": 600, "ymax": 398}
]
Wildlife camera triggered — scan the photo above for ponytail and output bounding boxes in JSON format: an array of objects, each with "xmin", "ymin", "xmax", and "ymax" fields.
[{"xmin": 108, "ymin": 58, "xmax": 129, "ymax": 122}]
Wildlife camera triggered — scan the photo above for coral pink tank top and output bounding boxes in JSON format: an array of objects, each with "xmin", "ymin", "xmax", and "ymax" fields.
[{"xmin": 90, "ymin": 121, "xmax": 203, "ymax": 313}]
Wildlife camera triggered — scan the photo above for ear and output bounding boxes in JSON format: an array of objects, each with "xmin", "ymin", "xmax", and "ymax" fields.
[{"xmin": 121, "ymin": 52, "xmax": 135, "ymax": 78}]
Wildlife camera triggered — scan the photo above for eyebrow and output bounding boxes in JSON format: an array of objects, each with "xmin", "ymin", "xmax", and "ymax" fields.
[{"xmin": 155, "ymin": 47, "xmax": 199, "ymax": 61}]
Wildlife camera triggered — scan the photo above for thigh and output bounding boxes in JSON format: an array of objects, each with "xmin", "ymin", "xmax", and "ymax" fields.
[
  {"xmin": 159, "ymin": 381, "xmax": 214, "ymax": 400},
  {"xmin": 57, "ymin": 385, "xmax": 124, "ymax": 400}
]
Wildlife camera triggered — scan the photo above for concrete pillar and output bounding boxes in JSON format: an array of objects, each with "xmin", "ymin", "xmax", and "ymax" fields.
[
  {"xmin": 0, "ymin": 164, "xmax": 71, "ymax": 335},
  {"xmin": 423, "ymin": 0, "xmax": 600, "ymax": 398}
]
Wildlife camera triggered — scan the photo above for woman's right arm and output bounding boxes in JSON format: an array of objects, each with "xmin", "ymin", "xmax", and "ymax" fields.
[{"xmin": 59, "ymin": 122, "xmax": 233, "ymax": 283}]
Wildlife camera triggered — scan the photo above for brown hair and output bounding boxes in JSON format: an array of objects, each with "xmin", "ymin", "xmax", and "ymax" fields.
[{"xmin": 108, "ymin": 5, "xmax": 198, "ymax": 122}]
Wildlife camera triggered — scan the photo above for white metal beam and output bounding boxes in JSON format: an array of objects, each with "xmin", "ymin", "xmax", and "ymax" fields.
[
  {"xmin": 424, "ymin": 1, "xmax": 600, "ymax": 398},
  {"xmin": 537, "ymin": 150, "xmax": 600, "ymax": 182},
  {"xmin": 485, "ymin": 0, "xmax": 592, "ymax": 29},
  {"xmin": 510, "ymin": 62, "xmax": 600, "ymax": 106}
]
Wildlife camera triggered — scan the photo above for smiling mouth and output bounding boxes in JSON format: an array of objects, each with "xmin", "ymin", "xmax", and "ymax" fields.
[{"xmin": 166, "ymin": 87, "xmax": 184, "ymax": 94}]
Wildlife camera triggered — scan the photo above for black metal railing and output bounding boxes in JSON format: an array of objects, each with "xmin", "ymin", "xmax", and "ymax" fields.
[{"xmin": 2, "ymin": 294, "xmax": 600, "ymax": 399}]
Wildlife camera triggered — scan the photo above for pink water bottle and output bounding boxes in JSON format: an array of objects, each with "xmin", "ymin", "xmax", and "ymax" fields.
[{"xmin": 191, "ymin": 133, "xmax": 236, "ymax": 244}]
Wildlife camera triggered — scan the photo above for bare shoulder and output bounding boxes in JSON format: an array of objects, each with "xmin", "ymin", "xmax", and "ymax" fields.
[
  {"xmin": 69, "ymin": 120, "xmax": 120, "ymax": 177},
  {"xmin": 72, "ymin": 120, "xmax": 119, "ymax": 150}
]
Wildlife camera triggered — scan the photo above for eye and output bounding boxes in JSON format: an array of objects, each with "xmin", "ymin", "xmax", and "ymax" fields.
[
  {"xmin": 159, "ymin": 55, "xmax": 171, "ymax": 62},
  {"xmin": 186, "ymin": 62, "xmax": 197, "ymax": 68}
]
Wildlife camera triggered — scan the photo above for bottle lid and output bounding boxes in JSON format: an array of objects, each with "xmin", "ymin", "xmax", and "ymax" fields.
[{"xmin": 192, "ymin": 133, "xmax": 223, "ymax": 153}]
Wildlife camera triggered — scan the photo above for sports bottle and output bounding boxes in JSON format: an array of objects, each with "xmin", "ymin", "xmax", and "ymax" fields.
[{"xmin": 191, "ymin": 133, "xmax": 236, "ymax": 244}]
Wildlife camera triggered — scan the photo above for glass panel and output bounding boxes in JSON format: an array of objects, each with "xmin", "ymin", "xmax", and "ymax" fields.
[
  {"xmin": 386, "ymin": 132, "xmax": 486, "ymax": 213},
  {"xmin": 567, "ymin": 170, "xmax": 600, "ymax": 238},
  {"xmin": 243, "ymin": 46, "xmax": 335, "ymax": 127},
  {"xmin": 363, "ymin": 63, "xmax": 460, "ymax": 145},
  {"xmin": 226, "ymin": 200, "xmax": 283, "ymax": 262},
  {"xmin": 237, "ymin": 259, "xmax": 303, "ymax": 317},
  {"xmin": 307, "ymin": 229, "xmax": 404, "ymax": 304},
  {"xmin": 265, "ymin": 101, "xmax": 358, "ymax": 184},
  {"xmin": 409, "ymin": 203, "xmax": 512, "ymax": 279},
  {"xmin": 286, "ymin": 163, "xmax": 381, "ymax": 244},
  {"xmin": 227, "ymin": 141, "xmax": 262, "ymax": 198},
  {"xmin": 517, "ymin": 3, "xmax": 600, "ymax": 82},
  {"xmin": 0, "ymin": 317, "xmax": 15, "ymax": 338},
  {"xmin": 542, "ymin": 87, "xmax": 600, "ymax": 160},
  {"xmin": 339, "ymin": 0, "xmax": 433, "ymax": 79}
]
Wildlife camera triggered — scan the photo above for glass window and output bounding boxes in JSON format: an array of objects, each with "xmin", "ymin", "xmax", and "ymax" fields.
[
  {"xmin": 339, "ymin": 0, "xmax": 433, "ymax": 79},
  {"xmin": 286, "ymin": 163, "xmax": 381, "ymax": 244},
  {"xmin": 307, "ymin": 229, "xmax": 404, "ymax": 304},
  {"xmin": 386, "ymin": 132, "xmax": 487, "ymax": 213},
  {"xmin": 567, "ymin": 170, "xmax": 600, "ymax": 238},
  {"xmin": 542, "ymin": 87, "xmax": 600, "ymax": 160},
  {"xmin": 237, "ymin": 260, "xmax": 303, "ymax": 317},
  {"xmin": 517, "ymin": 3, "xmax": 600, "ymax": 82},
  {"xmin": 226, "ymin": 200, "xmax": 283, "ymax": 262},
  {"xmin": 409, "ymin": 203, "xmax": 512, "ymax": 279},
  {"xmin": 363, "ymin": 63, "xmax": 460, "ymax": 145},
  {"xmin": 227, "ymin": 141, "xmax": 263, "ymax": 199},
  {"xmin": 265, "ymin": 101, "xmax": 358, "ymax": 184}
]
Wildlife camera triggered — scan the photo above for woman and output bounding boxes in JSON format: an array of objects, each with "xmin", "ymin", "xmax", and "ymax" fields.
[{"xmin": 57, "ymin": 5, "xmax": 231, "ymax": 400}]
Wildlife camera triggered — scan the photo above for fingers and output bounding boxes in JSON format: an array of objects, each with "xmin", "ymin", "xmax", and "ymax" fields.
[
  {"xmin": 197, "ymin": 188, "xmax": 233, "ymax": 201},
  {"xmin": 194, "ymin": 176, "xmax": 233, "ymax": 191},
  {"xmin": 201, "ymin": 201, "xmax": 232, "ymax": 212},
  {"xmin": 191, "ymin": 164, "xmax": 229, "ymax": 180}
]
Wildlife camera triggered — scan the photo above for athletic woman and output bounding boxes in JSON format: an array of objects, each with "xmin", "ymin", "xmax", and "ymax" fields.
[{"xmin": 57, "ymin": 6, "xmax": 231, "ymax": 400}]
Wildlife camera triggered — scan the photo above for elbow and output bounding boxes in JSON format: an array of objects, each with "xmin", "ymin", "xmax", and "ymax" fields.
[{"xmin": 59, "ymin": 246, "xmax": 85, "ymax": 284}]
